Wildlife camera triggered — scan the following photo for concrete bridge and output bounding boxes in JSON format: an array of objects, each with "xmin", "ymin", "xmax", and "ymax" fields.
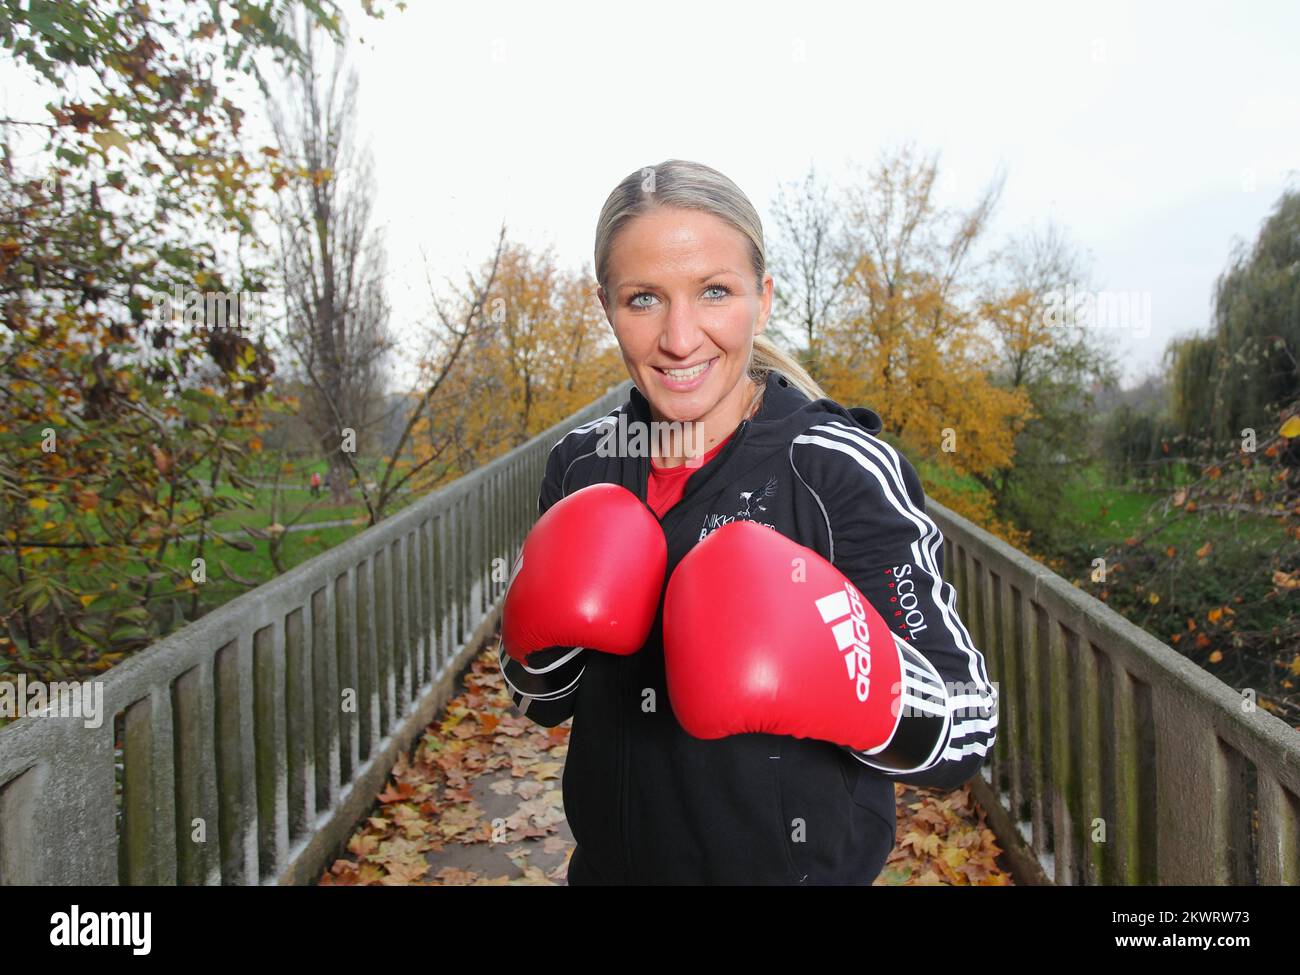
[{"xmin": 2, "ymin": 382, "xmax": 1296, "ymax": 885}]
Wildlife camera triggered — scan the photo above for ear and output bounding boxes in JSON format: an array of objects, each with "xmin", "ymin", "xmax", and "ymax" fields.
[
  {"xmin": 754, "ymin": 273, "xmax": 774, "ymax": 336},
  {"xmin": 597, "ymin": 285, "xmax": 614, "ymax": 328}
]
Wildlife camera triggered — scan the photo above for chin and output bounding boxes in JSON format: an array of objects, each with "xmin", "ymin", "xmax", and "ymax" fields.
[
  {"xmin": 641, "ymin": 367, "xmax": 736, "ymax": 422},
  {"xmin": 646, "ymin": 396, "xmax": 702, "ymax": 424}
]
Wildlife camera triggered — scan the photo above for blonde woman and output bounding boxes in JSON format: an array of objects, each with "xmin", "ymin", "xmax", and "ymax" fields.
[{"xmin": 499, "ymin": 159, "xmax": 997, "ymax": 885}]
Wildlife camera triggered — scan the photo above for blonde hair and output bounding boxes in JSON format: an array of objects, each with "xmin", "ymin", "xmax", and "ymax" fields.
[{"xmin": 593, "ymin": 159, "xmax": 827, "ymax": 404}]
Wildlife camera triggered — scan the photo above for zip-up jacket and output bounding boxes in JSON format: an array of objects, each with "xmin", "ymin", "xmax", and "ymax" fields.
[{"xmin": 498, "ymin": 368, "xmax": 999, "ymax": 884}]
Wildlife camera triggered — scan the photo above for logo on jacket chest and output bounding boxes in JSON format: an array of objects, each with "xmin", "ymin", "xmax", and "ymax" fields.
[{"xmin": 698, "ymin": 475, "xmax": 779, "ymax": 541}]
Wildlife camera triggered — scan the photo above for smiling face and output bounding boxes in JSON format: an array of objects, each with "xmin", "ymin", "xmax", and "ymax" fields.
[{"xmin": 598, "ymin": 207, "xmax": 773, "ymax": 455}]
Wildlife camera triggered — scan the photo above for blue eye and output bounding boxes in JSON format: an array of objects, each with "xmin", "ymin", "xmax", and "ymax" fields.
[{"xmin": 627, "ymin": 285, "xmax": 731, "ymax": 308}]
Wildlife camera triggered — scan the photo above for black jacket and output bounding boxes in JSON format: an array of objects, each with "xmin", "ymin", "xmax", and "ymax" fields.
[{"xmin": 498, "ymin": 369, "xmax": 999, "ymax": 884}]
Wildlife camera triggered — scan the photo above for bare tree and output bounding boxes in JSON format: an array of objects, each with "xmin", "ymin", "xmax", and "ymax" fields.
[
  {"xmin": 268, "ymin": 15, "xmax": 393, "ymax": 505},
  {"xmin": 838, "ymin": 142, "xmax": 1006, "ymax": 349},
  {"xmin": 362, "ymin": 225, "xmax": 510, "ymax": 519},
  {"xmin": 767, "ymin": 163, "xmax": 853, "ymax": 382},
  {"xmin": 980, "ymin": 218, "xmax": 1120, "ymax": 535},
  {"xmin": 991, "ymin": 217, "xmax": 1100, "ymax": 386}
]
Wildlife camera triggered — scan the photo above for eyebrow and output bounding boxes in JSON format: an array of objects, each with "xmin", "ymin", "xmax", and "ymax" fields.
[{"xmin": 616, "ymin": 268, "xmax": 738, "ymax": 291}]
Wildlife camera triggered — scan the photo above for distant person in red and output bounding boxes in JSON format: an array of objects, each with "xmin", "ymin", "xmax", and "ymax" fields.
[{"xmin": 310, "ymin": 470, "xmax": 321, "ymax": 497}]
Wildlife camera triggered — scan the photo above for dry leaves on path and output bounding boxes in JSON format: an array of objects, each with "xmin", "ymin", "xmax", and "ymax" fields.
[
  {"xmin": 873, "ymin": 783, "xmax": 1013, "ymax": 885},
  {"xmin": 319, "ymin": 640, "xmax": 573, "ymax": 886}
]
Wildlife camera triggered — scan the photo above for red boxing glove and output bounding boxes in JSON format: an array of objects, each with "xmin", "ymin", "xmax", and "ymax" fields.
[
  {"xmin": 501, "ymin": 483, "xmax": 667, "ymax": 664},
  {"xmin": 663, "ymin": 520, "xmax": 905, "ymax": 752}
]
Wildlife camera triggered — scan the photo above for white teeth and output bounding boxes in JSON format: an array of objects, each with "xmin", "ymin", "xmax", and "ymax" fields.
[{"xmin": 662, "ymin": 361, "xmax": 711, "ymax": 380}]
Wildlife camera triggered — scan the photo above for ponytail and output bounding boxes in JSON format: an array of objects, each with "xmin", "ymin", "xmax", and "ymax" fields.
[{"xmin": 748, "ymin": 333, "xmax": 827, "ymax": 403}]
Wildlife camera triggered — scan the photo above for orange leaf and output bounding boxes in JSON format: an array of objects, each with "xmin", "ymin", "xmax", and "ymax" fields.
[
  {"xmin": 377, "ymin": 781, "xmax": 415, "ymax": 804},
  {"xmin": 150, "ymin": 443, "xmax": 173, "ymax": 476},
  {"xmin": 1272, "ymin": 570, "xmax": 1300, "ymax": 591}
]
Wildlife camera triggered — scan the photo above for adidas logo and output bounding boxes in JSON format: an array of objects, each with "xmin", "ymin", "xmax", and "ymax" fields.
[{"xmin": 814, "ymin": 583, "xmax": 873, "ymax": 703}]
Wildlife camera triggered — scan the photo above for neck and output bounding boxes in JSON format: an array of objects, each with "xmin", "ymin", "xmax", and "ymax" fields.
[{"xmin": 649, "ymin": 375, "xmax": 763, "ymax": 468}]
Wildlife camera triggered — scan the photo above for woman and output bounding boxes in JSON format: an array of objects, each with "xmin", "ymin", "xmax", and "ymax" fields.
[{"xmin": 498, "ymin": 159, "xmax": 998, "ymax": 885}]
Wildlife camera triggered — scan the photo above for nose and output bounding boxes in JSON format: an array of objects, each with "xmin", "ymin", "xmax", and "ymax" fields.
[{"xmin": 658, "ymin": 300, "xmax": 704, "ymax": 360}]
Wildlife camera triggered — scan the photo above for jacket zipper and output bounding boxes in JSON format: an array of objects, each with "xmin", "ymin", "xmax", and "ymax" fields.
[
  {"xmin": 622, "ymin": 450, "xmax": 648, "ymax": 879},
  {"xmin": 620, "ymin": 652, "xmax": 633, "ymax": 878},
  {"xmin": 619, "ymin": 420, "xmax": 751, "ymax": 879},
  {"xmin": 652, "ymin": 418, "xmax": 751, "ymax": 529}
]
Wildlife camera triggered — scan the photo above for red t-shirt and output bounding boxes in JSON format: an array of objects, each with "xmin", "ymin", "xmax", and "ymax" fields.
[{"xmin": 645, "ymin": 432, "xmax": 732, "ymax": 518}]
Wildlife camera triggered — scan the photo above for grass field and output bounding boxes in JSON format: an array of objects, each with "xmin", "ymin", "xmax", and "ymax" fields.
[
  {"xmin": 1057, "ymin": 464, "xmax": 1283, "ymax": 550},
  {"xmin": 0, "ymin": 455, "xmax": 431, "ymax": 677},
  {"xmin": 911, "ymin": 455, "xmax": 1284, "ymax": 551}
]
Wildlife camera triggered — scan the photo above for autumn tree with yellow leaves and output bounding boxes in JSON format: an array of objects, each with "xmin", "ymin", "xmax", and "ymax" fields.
[
  {"xmin": 408, "ymin": 239, "xmax": 623, "ymax": 481},
  {"xmin": 773, "ymin": 146, "xmax": 1033, "ymax": 538},
  {"xmin": 767, "ymin": 146, "xmax": 1122, "ymax": 549}
]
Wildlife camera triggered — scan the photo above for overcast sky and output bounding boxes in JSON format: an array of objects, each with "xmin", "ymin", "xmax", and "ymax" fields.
[
  {"xmin": 340, "ymin": 0, "xmax": 1299, "ymax": 389},
  {"xmin": 4, "ymin": 0, "xmax": 1297, "ymax": 391}
]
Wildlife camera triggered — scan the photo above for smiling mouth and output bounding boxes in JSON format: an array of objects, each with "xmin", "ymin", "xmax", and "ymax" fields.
[{"xmin": 655, "ymin": 358, "xmax": 716, "ymax": 381}]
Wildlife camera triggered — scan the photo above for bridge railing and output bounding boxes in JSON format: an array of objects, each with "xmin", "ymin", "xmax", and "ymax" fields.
[
  {"xmin": 931, "ymin": 502, "xmax": 1299, "ymax": 885},
  {"xmin": 4, "ymin": 381, "xmax": 1295, "ymax": 885},
  {"xmin": 0, "ymin": 382, "xmax": 631, "ymax": 885}
]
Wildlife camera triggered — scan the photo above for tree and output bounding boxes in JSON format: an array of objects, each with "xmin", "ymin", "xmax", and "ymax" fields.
[
  {"xmin": 269, "ymin": 14, "xmax": 393, "ymax": 508},
  {"xmin": 980, "ymin": 219, "xmax": 1120, "ymax": 548},
  {"xmin": 409, "ymin": 238, "xmax": 623, "ymax": 479},
  {"xmin": 1169, "ymin": 186, "xmax": 1300, "ymax": 449},
  {"xmin": 0, "ymin": 1, "xmax": 387, "ymax": 683},
  {"xmin": 372, "ymin": 225, "xmax": 510, "ymax": 505},
  {"xmin": 767, "ymin": 163, "xmax": 852, "ymax": 383},
  {"xmin": 816, "ymin": 144, "xmax": 1033, "ymax": 532}
]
